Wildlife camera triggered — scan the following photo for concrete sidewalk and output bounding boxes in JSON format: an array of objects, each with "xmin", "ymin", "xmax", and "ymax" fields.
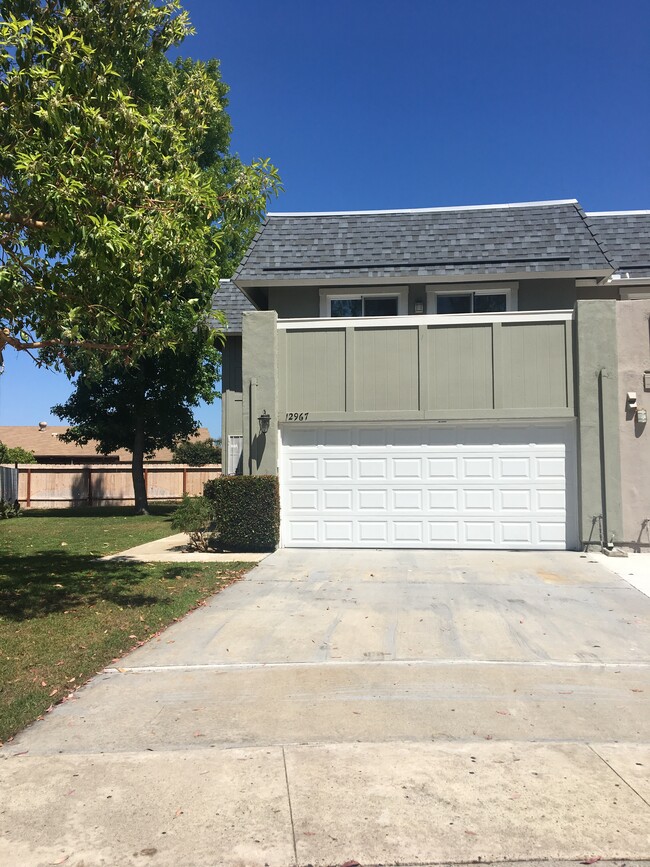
[
  {"xmin": 2, "ymin": 549, "xmax": 650, "ymax": 866},
  {"xmin": 100, "ymin": 531, "xmax": 269, "ymax": 563}
]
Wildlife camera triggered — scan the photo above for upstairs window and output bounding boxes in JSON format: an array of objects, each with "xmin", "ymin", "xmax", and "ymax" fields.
[
  {"xmin": 320, "ymin": 286, "xmax": 408, "ymax": 317},
  {"xmin": 428, "ymin": 285, "xmax": 517, "ymax": 314},
  {"xmin": 330, "ymin": 296, "xmax": 398, "ymax": 317}
]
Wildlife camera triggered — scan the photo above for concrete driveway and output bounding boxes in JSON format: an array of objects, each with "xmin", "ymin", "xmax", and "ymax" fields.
[{"xmin": 2, "ymin": 549, "xmax": 650, "ymax": 866}]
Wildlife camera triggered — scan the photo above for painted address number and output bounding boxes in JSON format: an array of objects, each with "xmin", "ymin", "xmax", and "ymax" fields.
[{"xmin": 285, "ymin": 412, "xmax": 309, "ymax": 422}]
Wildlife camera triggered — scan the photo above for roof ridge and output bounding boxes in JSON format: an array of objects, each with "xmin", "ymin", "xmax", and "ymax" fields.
[
  {"xmin": 577, "ymin": 204, "xmax": 615, "ymax": 269},
  {"xmin": 266, "ymin": 199, "xmax": 579, "ymax": 217}
]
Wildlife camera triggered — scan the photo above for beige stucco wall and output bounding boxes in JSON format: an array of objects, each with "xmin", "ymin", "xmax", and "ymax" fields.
[{"xmin": 617, "ymin": 299, "xmax": 650, "ymax": 548}]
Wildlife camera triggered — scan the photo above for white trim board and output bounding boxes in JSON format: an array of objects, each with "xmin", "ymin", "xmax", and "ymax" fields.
[
  {"xmin": 277, "ymin": 310, "xmax": 573, "ymax": 330},
  {"xmin": 268, "ymin": 200, "xmax": 579, "ymax": 217}
]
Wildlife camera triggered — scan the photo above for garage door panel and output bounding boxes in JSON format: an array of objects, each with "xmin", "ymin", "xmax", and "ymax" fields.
[
  {"xmin": 323, "ymin": 521, "xmax": 354, "ymax": 542},
  {"xmin": 536, "ymin": 456, "xmax": 565, "ymax": 478},
  {"xmin": 462, "ymin": 489, "xmax": 495, "ymax": 511},
  {"xmin": 498, "ymin": 457, "xmax": 531, "ymax": 478},
  {"xmin": 323, "ymin": 489, "xmax": 353, "ymax": 511},
  {"xmin": 281, "ymin": 423, "xmax": 576, "ymax": 549},
  {"xmin": 359, "ymin": 521, "xmax": 389, "ymax": 543},
  {"xmin": 537, "ymin": 489, "xmax": 565, "ymax": 511},
  {"xmin": 356, "ymin": 489, "xmax": 386, "ymax": 511},
  {"xmin": 393, "ymin": 458, "xmax": 422, "ymax": 479},
  {"xmin": 500, "ymin": 489, "xmax": 532, "ymax": 511},
  {"xmin": 323, "ymin": 459, "xmax": 352, "ymax": 479},
  {"xmin": 427, "ymin": 458, "xmax": 458, "ymax": 479},
  {"xmin": 464, "ymin": 521, "xmax": 497, "ymax": 544},
  {"xmin": 537, "ymin": 522, "xmax": 566, "ymax": 544},
  {"xmin": 358, "ymin": 458, "xmax": 387, "ymax": 479},
  {"xmin": 428, "ymin": 522, "xmax": 460, "ymax": 544},
  {"xmin": 393, "ymin": 521, "xmax": 424, "ymax": 543},
  {"xmin": 289, "ymin": 458, "xmax": 318, "ymax": 479},
  {"xmin": 393, "ymin": 489, "xmax": 423, "ymax": 511},
  {"xmin": 428, "ymin": 489, "xmax": 459, "ymax": 511},
  {"xmin": 289, "ymin": 489, "xmax": 319, "ymax": 511},
  {"xmin": 288, "ymin": 521, "xmax": 319, "ymax": 543}
]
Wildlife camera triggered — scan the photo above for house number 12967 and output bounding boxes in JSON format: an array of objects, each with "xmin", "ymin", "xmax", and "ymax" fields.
[{"xmin": 285, "ymin": 412, "xmax": 309, "ymax": 421}]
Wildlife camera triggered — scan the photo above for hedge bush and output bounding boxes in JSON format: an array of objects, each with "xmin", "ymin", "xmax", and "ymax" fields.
[{"xmin": 204, "ymin": 475, "xmax": 279, "ymax": 552}]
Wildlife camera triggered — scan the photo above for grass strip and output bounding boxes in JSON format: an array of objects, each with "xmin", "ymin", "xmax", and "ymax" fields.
[{"xmin": 0, "ymin": 507, "xmax": 252, "ymax": 742}]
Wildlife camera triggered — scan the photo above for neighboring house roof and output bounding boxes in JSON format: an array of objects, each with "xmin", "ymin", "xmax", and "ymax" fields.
[
  {"xmin": 209, "ymin": 279, "xmax": 256, "ymax": 334},
  {"xmin": 0, "ymin": 426, "xmax": 212, "ymax": 463},
  {"xmin": 586, "ymin": 211, "xmax": 650, "ymax": 279},
  {"xmin": 234, "ymin": 200, "xmax": 613, "ymax": 285}
]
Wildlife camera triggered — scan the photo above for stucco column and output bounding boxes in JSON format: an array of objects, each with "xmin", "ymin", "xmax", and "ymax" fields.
[
  {"xmin": 242, "ymin": 310, "xmax": 279, "ymax": 476},
  {"xmin": 575, "ymin": 299, "xmax": 623, "ymax": 547}
]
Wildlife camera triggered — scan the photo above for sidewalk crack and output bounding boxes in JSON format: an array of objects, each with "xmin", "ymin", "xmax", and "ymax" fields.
[
  {"xmin": 588, "ymin": 743, "xmax": 650, "ymax": 809},
  {"xmin": 282, "ymin": 746, "xmax": 299, "ymax": 866}
]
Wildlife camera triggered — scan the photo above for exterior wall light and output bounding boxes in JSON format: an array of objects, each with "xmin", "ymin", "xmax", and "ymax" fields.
[
  {"xmin": 258, "ymin": 410, "xmax": 271, "ymax": 434},
  {"xmin": 637, "ymin": 408, "xmax": 648, "ymax": 425}
]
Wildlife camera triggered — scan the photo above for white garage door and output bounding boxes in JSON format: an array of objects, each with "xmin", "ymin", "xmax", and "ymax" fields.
[{"xmin": 280, "ymin": 422, "xmax": 577, "ymax": 550}]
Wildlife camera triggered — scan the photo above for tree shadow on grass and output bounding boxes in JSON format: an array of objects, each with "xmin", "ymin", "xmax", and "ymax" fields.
[
  {"xmin": 25, "ymin": 505, "xmax": 177, "ymax": 519},
  {"xmin": 0, "ymin": 550, "xmax": 179, "ymax": 621}
]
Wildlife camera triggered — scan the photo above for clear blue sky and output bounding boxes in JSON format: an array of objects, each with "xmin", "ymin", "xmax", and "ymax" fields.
[{"xmin": 2, "ymin": 0, "xmax": 649, "ymax": 437}]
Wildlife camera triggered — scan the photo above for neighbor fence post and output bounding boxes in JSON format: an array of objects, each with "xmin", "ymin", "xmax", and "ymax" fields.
[
  {"xmin": 26, "ymin": 466, "xmax": 31, "ymax": 508},
  {"xmin": 182, "ymin": 466, "xmax": 188, "ymax": 496}
]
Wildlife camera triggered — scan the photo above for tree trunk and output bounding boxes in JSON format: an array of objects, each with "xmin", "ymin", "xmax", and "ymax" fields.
[{"xmin": 132, "ymin": 409, "xmax": 149, "ymax": 515}]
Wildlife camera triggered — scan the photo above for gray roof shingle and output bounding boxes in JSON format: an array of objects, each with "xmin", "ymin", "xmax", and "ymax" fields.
[
  {"xmin": 208, "ymin": 279, "xmax": 255, "ymax": 334},
  {"xmin": 587, "ymin": 212, "xmax": 650, "ymax": 278},
  {"xmin": 234, "ymin": 201, "xmax": 613, "ymax": 284}
]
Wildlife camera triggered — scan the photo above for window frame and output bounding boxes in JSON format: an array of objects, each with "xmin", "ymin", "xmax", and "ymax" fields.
[
  {"xmin": 320, "ymin": 286, "xmax": 408, "ymax": 318},
  {"xmin": 426, "ymin": 283, "xmax": 518, "ymax": 315}
]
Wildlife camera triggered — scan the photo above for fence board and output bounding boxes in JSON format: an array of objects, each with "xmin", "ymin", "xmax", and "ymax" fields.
[{"xmin": 12, "ymin": 464, "xmax": 221, "ymax": 509}]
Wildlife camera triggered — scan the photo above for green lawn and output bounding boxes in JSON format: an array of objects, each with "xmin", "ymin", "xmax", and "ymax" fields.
[{"xmin": 0, "ymin": 507, "xmax": 251, "ymax": 744}]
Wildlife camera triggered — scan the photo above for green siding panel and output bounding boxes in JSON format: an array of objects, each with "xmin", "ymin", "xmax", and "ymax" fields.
[
  {"xmin": 353, "ymin": 327, "xmax": 419, "ymax": 412},
  {"xmin": 500, "ymin": 322, "xmax": 568, "ymax": 409},
  {"xmin": 428, "ymin": 324, "xmax": 493, "ymax": 411},
  {"xmin": 285, "ymin": 328, "xmax": 346, "ymax": 412}
]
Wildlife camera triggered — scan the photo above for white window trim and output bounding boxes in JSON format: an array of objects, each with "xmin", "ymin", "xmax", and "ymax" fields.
[
  {"xmin": 426, "ymin": 283, "xmax": 518, "ymax": 314},
  {"xmin": 319, "ymin": 285, "xmax": 408, "ymax": 318}
]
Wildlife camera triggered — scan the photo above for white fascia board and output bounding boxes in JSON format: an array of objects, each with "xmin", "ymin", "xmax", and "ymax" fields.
[
  {"xmin": 277, "ymin": 310, "xmax": 574, "ymax": 330},
  {"xmin": 587, "ymin": 210, "xmax": 650, "ymax": 216},
  {"xmin": 606, "ymin": 274, "xmax": 650, "ymax": 285},
  {"xmin": 267, "ymin": 199, "xmax": 578, "ymax": 218}
]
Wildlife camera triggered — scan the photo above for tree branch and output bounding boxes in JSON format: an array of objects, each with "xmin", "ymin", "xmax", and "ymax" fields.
[
  {"xmin": 0, "ymin": 213, "xmax": 49, "ymax": 229},
  {"xmin": 0, "ymin": 330, "xmax": 136, "ymax": 354}
]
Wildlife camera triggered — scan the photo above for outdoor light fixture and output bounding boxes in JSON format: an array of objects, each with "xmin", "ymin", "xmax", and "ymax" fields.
[{"xmin": 258, "ymin": 410, "xmax": 271, "ymax": 434}]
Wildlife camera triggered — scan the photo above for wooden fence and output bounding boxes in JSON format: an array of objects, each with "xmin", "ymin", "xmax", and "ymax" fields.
[{"xmin": 7, "ymin": 463, "xmax": 221, "ymax": 509}]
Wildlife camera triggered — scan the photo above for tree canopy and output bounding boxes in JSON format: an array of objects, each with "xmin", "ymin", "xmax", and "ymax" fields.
[
  {"xmin": 172, "ymin": 437, "xmax": 221, "ymax": 466},
  {"xmin": 0, "ymin": 441, "xmax": 37, "ymax": 463},
  {"xmin": 0, "ymin": 0, "xmax": 280, "ymax": 374},
  {"xmin": 52, "ymin": 332, "xmax": 219, "ymax": 511}
]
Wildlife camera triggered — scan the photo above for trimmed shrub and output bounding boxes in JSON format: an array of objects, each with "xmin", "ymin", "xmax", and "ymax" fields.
[
  {"xmin": 204, "ymin": 475, "xmax": 279, "ymax": 552},
  {"xmin": 171, "ymin": 495, "xmax": 215, "ymax": 551},
  {"xmin": 0, "ymin": 499, "xmax": 20, "ymax": 519}
]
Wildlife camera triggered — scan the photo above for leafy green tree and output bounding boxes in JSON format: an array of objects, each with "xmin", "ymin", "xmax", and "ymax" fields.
[
  {"xmin": 0, "ymin": 441, "xmax": 36, "ymax": 463},
  {"xmin": 0, "ymin": 0, "xmax": 280, "ymax": 374},
  {"xmin": 52, "ymin": 335, "xmax": 219, "ymax": 513},
  {"xmin": 172, "ymin": 438, "xmax": 221, "ymax": 466}
]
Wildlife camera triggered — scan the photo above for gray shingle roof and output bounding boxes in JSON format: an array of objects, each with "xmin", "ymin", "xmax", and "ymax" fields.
[
  {"xmin": 208, "ymin": 279, "xmax": 256, "ymax": 334},
  {"xmin": 234, "ymin": 201, "xmax": 612, "ymax": 283},
  {"xmin": 587, "ymin": 212, "xmax": 650, "ymax": 278}
]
